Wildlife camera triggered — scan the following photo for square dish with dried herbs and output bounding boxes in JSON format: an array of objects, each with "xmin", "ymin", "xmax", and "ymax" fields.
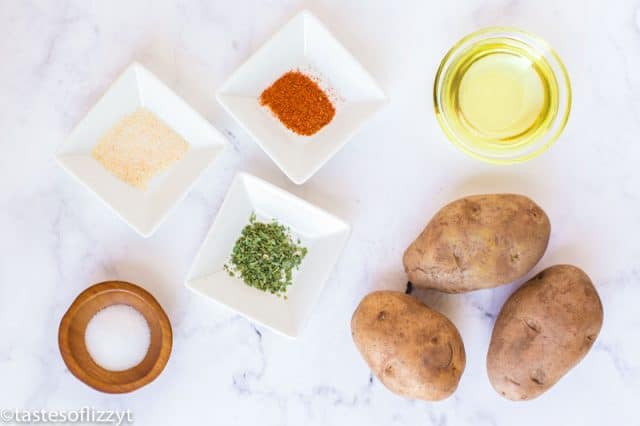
[{"xmin": 224, "ymin": 213, "xmax": 307, "ymax": 297}]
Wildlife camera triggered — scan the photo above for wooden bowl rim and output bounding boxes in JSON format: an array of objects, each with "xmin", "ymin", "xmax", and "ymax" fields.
[{"xmin": 58, "ymin": 280, "xmax": 172, "ymax": 393}]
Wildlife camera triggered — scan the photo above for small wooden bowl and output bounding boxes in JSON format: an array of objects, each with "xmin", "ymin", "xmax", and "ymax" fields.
[{"xmin": 58, "ymin": 281, "xmax": 172, "ymax": 393}]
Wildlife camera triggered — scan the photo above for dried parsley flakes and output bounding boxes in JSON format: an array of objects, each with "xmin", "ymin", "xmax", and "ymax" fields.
[{"xmin": 224, "ymin": 213, "xmax": 307, "ymax": 297}]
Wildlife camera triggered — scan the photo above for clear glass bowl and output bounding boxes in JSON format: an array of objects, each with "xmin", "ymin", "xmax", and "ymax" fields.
[{"xmin": 433, "ymin": 27, "xmax": 571, "ymax": 164}]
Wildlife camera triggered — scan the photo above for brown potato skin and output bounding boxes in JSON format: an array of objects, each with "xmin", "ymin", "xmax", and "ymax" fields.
[
  {"xmin": 487, "ymin": 265, "xmax": 603, "ymax": 400},
  {"xmin": 403, "ymin": 194, "xmax": 550, "ymax": 293},
  {"xmin": 351, "ymin": 291, "xmax": 466, "ymax": 401}
]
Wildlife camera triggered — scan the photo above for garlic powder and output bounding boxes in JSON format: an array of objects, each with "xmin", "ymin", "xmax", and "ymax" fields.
[{"xmin": 92, "ymin": 108, "xmax": 189, "ymax": 190}]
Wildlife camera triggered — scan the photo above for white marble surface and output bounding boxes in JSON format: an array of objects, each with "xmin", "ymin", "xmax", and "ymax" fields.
[{"xmin": 1, "ymin": 1, "xmax": 638, "ymax": 425}]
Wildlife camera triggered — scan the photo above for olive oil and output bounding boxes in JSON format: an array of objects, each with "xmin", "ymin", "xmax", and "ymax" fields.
[
  {"xmin": 436, "ymin": 37, "xmax": 561, "ymax": 149},
  {"xmin": 458, "ymin": 52, "xmax": 547, "ymax": 140}
]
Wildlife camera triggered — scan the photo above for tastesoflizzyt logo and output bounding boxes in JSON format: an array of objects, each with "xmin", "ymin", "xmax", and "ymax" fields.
[{"xmin": 0, "ymin": 407, "xmax": 133, "ymax": 425}]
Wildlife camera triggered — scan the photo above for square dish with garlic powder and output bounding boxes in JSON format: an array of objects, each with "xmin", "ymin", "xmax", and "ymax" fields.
[{"xmin": 92, "ymin": 108, "xmax": 189, "ymax": 190}]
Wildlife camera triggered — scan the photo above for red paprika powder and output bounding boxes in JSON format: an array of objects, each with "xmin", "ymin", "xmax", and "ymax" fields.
[{"xmin": 259, "ymin": 71, "xmax": 336, "ymax": 136}]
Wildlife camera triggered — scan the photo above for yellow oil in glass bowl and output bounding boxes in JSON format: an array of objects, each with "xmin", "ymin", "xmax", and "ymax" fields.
[{"xmin": 434, "ymin": 28, "xmax": 571, "ymax": 163}]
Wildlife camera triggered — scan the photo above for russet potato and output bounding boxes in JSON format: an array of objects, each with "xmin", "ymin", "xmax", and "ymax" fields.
[
  {"xmin": 351, "ymin": 291, "xmax": 466, "ymax": 401},
  {"xmin": 487, "ymin": 265, "xmax": 603, "ymax": 400},
  {"xmin": 403, "ymin": 194, "xmax": 550, "ymax": 293}
]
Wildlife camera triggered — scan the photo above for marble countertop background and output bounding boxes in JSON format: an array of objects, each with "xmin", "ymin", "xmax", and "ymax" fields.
[{"xmin": 1, "ymin": 0, "xmax": 639, "ymax": 425}]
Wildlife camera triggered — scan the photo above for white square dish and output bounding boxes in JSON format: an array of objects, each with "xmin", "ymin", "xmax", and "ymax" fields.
[
  {"xmin": 56, "ymin": 63, "xmax": 227, "ymax": 237},
  {"xmin": 217, "ymin": 10, "xmax": 386, "ymax": 184},
  {"xmin": 186, "ymin": 172, "xmax": 350, "ymax": 338}
]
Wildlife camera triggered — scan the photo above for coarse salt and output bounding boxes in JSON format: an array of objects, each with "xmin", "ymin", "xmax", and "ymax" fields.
[{"xmin": 84, "ymin": 304, "xmax": 151, "ymax": 371}]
